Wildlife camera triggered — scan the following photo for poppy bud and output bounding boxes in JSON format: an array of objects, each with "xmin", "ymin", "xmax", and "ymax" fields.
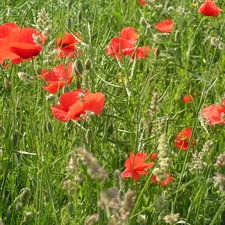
[
  {"xmin": 140, "ymin": 17, "xmax": 146, "ymax": 26},
  {"xmin": 86, "ymin": 129, "xmax": 93, "ymax": 144},
  {"xmin": 23, "ymin": 212, "xmax": 33, "ymax": 223},
  {"xmin": 45, "ymin": 121, "xmax": 53, "ymax": 134},
  {"xmin": 4, "ymin": 77, "xmax": 11, "ymax": 92},
  {"xmin": 15, "ymin": 202, "xmax": 23, "ymax": 212},
  {"xmin": 73, "ymin": 60, "xmax": 84, "ymax": 75},
  {"xmin": 154, "ymin": 48, "xmax": 160, "ymax": 59},
  {"xmin": 11, "ymin": 131, "xmax": 20, "ymax": 148},
  {"xmin": 20, "ymin": 188, "xmax": 31, "ymax": 207},
  {"xmin": 85, "ymin": 58, "xmax": 91, "ymax": 70},
  {"xmin": 67, "ymin": 202, "xmax": 74, "ymax": 215},
  {"xmin": 77, "ymin": 11, "xmax": 82, "ymax": 23}
]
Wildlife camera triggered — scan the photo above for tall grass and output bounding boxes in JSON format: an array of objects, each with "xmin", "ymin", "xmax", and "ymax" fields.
[{"xmin": 0, "ymin": 0, "xmax": 225, "ymax": 224}]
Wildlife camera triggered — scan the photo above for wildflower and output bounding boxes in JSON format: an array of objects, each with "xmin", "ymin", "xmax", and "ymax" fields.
[
  {"xmin": 202, "ymin": 100, "xmax": 225, "ymax": 125},
  {"xmin": 56, "ymin": 32, "xmax": 82, "ymax": 58},
  {"xmin": 106, "ymin": 27, "xmax": 152, "ymax": 60},
  {"xmin": 39, "ymin": 62, "xmax": 73, "ymax": 94},
  {"xmin": 183, "ymin": 94, "xmax": 194, "ymax": 103},
  {"xmin": 198, "ymin": 0, "xmax": 222, "ymax": 18},
  {"xmin": 138, "ymin": 0, "xmax": 147, "ymax": 5},
  {"xmin": 0, "ymin": 22, "xmax": 45, "ymax": 64},
  {"xmin": 154, "ymin": 19, "xmax": 174, "ymax": 33},
  {"xmin": 174, "ymin": 127, "xmax": 196, "ymax": 150},
  {"xmin": 152, "ymin": 173, "xmax": 174, "ymax": 186},
  {"xmin": 121, "ymin": 152, "xmax": 154, "ymax": 180},
  {"xmin": 51, "ymin": 89, "xmax": 105, "ymax": 122}
]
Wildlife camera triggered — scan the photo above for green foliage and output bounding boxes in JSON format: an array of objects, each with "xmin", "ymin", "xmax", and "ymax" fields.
[{"xmin": 0, "ymin": 0, "xmax": 225, "ymax": 224}]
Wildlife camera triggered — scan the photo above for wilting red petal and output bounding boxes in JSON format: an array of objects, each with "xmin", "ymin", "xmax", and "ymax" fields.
[
  {"xmin": 151, "ymin": 173, "xmax": 174, "ymax": 186},
  {"xmin": 198, "ymin": 0, "xmax": 222, "ymax": 17},
  {"xmin": 120, "ymin": 27, "xmax": 138, "ymax": 42},
  {"xmin": 174, "ymin": 127, "xmax": 196, "ymax": 150},
  {"xmin": 155, "ymin": 19, "xmax": 174, "ymax": 33}
]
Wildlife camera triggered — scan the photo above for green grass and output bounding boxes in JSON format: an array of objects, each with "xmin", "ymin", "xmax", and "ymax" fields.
[{"xmin": 0, "ymin": 0, "xmax": 225, "ymax": 224}]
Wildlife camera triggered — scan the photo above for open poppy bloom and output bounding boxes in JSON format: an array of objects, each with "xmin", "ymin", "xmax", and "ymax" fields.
[
  {"xmin": 202, "ymin": 100, "xmax": 225, "ymax": 125},
  {"xmin": 56, "ymin": 32, "xmax": 82, "ymax": 58},
  {"xmin": 51, "ymin": 89, "xmax": 105, "ymax": 122},
  {"xmin": 0, "ymin": 22, "xmax": 45, "ymax": 64},
  {"xmin": 198, "ymin": 0, "xmax": 222, "ymax": 17},
  {"xmin": 106, "ymin": 27, "xmax": 152, "ymax": 60},
  {"xmin": 151, "ymin": 173, "xmax": 174, "ymax": 186},
  {"xmin": 121, "ymin": 152, "xmax": 155, "ymax": 180},
  {"xmin": 174, "ymin": 127, "xmax": 196, "ymax": 150},
  {"xmin": 38, "ymin": 62, "xmax": 73, "ymax": 94},
  {"xmin": 138, "ymin": 0, "xmax": 147, "ymax": 5},
  {"xmin": 154, "ymin": 19, "xmax": 174, "ymax": 33},
  {"xmin": 183, "ymin": 94, "xmax": 194, "ymax": 103}
]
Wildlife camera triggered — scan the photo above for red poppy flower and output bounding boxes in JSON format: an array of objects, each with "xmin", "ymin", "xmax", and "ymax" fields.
[
  {"xmin": 51, "ymin": 89, "xmax": 105, "ymax": 122},
  {"xmin": 0, "ymin": 24, "xmax": 45, "ymax": 64},
  {"xmin": 39, "ymin": 62, "xmax": 73, "ymax": 94},
  {"xmin": 119, "ymin": 27, "xmax": 138, "ymax": 43},
  {"xmin": 151, "ymin": 173, "xmax": 174, "ymax": 186},
  {"xmin": 106, "ymin": 37, "xmax": 136, "ymax": 60},
  {"xmin": 155, "ymin": 19, "xmax": 174, "ymax": 33},
  {"xmin": 202, "ymin": 100, "xmax": 225, "ymax": 125},
  {"xmin": 138, "ymin": 0, "xmax": 147, "ymax": 5},
  {"xmin": 198, "ymin": 0, "xmax": 222, "ymax": 17},
  {"xmin": 121, "ymin": 152, "xmax": 155, "ymax": 180},
  {"xmin": 183, "ymin": 94, "xmax": 194, "ymax": 103},
  {"xmin": 174, "ymin": 127, "xmax": 196, "ymax": 150},
  {"xmin": 56, "ymin": 32, "xmax": 82, "ymax": 58}
]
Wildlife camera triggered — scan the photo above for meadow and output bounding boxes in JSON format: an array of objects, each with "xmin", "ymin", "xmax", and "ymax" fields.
[{"xmin": 0, "ymin": 0, "xmax": 225, "ymax": 224}]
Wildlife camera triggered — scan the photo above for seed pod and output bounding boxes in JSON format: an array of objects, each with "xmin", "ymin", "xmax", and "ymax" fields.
[
  {"xmin": 73, "ymin": 60, "xmax": 84, "ymax": 75},
  {"xmin": 67, "ymin": 202, "xmax": 74, "ymax": 216},
  {"xmin": 45, "ymin": 121, "xmax": 53, "ymax": 134},
  {"xmin": 85, "ymin": 58, "xmax": 91, "ymax": 70},
  {"xmin": 4, "ymin": 77, "xmax": 11, "ymax": 92},
  {"xmin": 86, "ymin": 129, "xmax": 93, "ymax": 144},
  {"xmin": 20, "ymin": 188, "xmax": 31, "ymax": 207},
  {"xmin": 77, "ymin": 11, "xmax": 82, "ymax": 23},
  {"xmin": 15, "ymin": 202, "xmax": 23, "ymax": 212},
  {"xmin": 154, "ymin": 48, "xmax": 160, "ymax": 59},
  {"xmin": 11, "ymin": 131, "xmax": 20, "ymax": 148}
]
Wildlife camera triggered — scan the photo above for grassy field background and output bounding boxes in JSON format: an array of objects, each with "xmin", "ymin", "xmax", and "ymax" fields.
[{"xmin": 0, "ymin": 0, "xmax": 225, "ymax": 224}]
